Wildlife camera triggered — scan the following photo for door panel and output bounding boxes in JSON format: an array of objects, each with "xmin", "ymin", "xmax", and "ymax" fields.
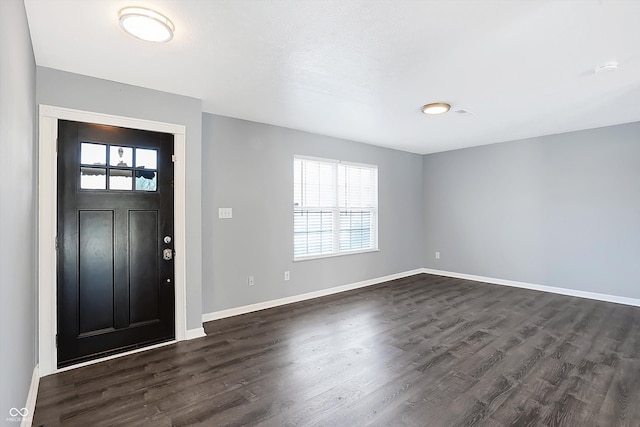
[
  {"xmin": 129, "ymin": 210, "xmax": 160, "ymax": 325},
  {"xmin": 57, "ymin": 120, "xmax": 175, "ymax": 367},
  {"xmin": 78, "ymin": 210, "xmax": 115, "ymax": 334}
]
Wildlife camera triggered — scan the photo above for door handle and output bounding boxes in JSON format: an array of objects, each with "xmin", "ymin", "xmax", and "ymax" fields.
[{"xmin": 163, "ymin": 248, "xmax": 173, "ymax": 261}]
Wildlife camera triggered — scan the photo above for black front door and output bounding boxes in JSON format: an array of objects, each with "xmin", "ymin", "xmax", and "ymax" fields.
[{"xmin": 57, "ymin": 120, "xmax": 175, "ymax": 367}]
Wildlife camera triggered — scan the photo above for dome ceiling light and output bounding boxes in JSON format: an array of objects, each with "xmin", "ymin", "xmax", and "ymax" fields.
[
  {"xmin": 421, "ymin": 102, "xmax": 451, "ymax": 115},
  {"xmin": 594, "ymin": 61, "xmax": 618, "ymax": 74},
  {"xmin": 119, "ymin": 7, "xmax": 175, "ymax": 43}
]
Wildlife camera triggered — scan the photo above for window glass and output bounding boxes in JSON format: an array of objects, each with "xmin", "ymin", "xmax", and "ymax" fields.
[
  {"xmin": 339, "ymin": 211, "xmax": 372, "ymax": 251},
  {"xmin": 80, "ymin": 167, "xmax": 107, "ymax": 189},
  {"xmin": 81, "ymin": 143, "xmax": 106, "ymax": 166},
  {"xmin": 136, "ymin": 148, "xmax": 157, "ymax": 169},
  {"xmin": 294, "ymin": 157, "xmax": 377, "ymax": 259},
  {"xmin": 109, "ymin": 169, "xmax": 133, "ymax": 190},
  {"xmin": 80, "ymin": 144, "xmax": 158, "ymax": 192},
  {"xmin": 135, "ymin": 170, "xmax": 157, "ymax": 191},
  {"xmin": 109, "ymin": 146, "xmax": 133, "ymax": 167},
  {"xmin": 294, "ymin": 210, "xmax": 334, "ymax": 257}
]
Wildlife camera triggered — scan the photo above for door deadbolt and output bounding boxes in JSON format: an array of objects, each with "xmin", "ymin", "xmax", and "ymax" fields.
[
  {"xmin": 163, "ymin": 248, "xmax": 173, "ymax": 261},
  {"xmin": 164, "ymin": 236, "xmax": 172, "ymax": 244}
]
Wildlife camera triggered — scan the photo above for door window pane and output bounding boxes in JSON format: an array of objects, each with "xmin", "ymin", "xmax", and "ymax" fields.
[
  {"xmin": 109, "ymin": 169, "xmax": 133, "ymax": 190},
  {"xmin": 80, "ymin": 167, "xmax": 107, "ymax": 189},
  {"xmin": 135, "ymin": 170, "xmax": 157, "ymax": 191},
  {"xmin": 81, "ymin": 143, "xmax": 106, "ymax": 166},
  {"xmin": 79, "ymin": 144, "xmax": 161, "ymax": 192},
  {"xmin": 136, "ymin": 148, "xmax": 157, "ymax": 169},
  {"xmin": 109, "ymin": 146, "xmax": 133, "ymax": 167}
]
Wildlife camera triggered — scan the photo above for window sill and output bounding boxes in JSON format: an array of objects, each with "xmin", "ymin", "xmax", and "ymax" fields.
[{"xmin": 293, "ymin": 248, "xmax": 380, "ymax": 262}]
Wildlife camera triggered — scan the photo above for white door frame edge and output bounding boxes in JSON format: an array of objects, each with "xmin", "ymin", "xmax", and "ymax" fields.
[{"xmin": 37, "ymin": 105, "xmax": 188, "ymax": 376}]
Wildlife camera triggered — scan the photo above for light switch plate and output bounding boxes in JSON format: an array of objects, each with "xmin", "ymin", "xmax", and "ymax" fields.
[{"xmin": 218, "ymin": 208, "xmax": 233, "ymax": 219}]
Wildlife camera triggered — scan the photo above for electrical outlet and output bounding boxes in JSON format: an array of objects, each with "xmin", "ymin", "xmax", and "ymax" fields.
[
  {"xmin": 218, "ymin": 208, "xmax": 233, "ymax": 219},
  {"xmin": 248, "ymin": 276, "xmax": 254, "ymax": 286},
  {"xmin": 435, "ymin": 251, "xmax": 440, "ymax": 259},
  {"xmin": 284, "ymin": 271, "xmax": 290, "ymax": 281}
]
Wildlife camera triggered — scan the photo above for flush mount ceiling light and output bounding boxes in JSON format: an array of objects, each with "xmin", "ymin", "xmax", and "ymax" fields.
[
  {"xmin": 118, "ymin": 7, "xmax": 174, "ymax": 42},
  {"xmin": 594, "ymin": 61, "xmax": 618, "ymax": 74},
  {"xmin": 421, "ymin": 102, "xmax": 451, "ymax": 115}
]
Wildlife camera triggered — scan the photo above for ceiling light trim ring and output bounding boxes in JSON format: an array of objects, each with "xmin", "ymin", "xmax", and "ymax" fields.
[{"xmin": 118, "ymin": 7, "xmax": 175, "ymax": 43}]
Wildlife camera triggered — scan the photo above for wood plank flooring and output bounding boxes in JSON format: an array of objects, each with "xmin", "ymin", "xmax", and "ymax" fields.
[{"xmin": 33, "ymin": 274, "xmax": 640, "ymax": 426}]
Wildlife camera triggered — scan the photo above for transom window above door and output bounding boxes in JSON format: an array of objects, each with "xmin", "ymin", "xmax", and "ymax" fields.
[{"xmin": 79, "ymin": 142, "xmax": 158, "ymax": 191}]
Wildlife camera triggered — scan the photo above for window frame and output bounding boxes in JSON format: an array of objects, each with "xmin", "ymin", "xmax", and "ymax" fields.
[
  {"xmin": 78, "ymin": 142, "xmax": 159, "ymax": 192},
  {"xmin": 293, "ymin": 155, "xmax": 379, "ymax": 261}
]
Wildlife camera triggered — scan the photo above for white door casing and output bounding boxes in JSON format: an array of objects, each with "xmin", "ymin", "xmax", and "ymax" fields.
[{"xmin": 38, "ymin": 105, "xmax": 188, "ymax": 376}]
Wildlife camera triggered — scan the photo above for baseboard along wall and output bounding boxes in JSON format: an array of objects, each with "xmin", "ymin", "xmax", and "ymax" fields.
[
  {"xmin": 19, "ymin": 364, "xmax": 39, "ymax": 427},
  {"xmin": 422, "ymin": 268, "xmax": 640, "ymax": 308},
  {"xmin": 203, "ymin": 267, "xmax": 640, "ymax": 325},
  {"xmin": 202, "ymin": 269, "xmax": 425, "ymax": 323},
  {"xmin": 185, "ymin": 327, "xmax": 207, "ymax": 340}
]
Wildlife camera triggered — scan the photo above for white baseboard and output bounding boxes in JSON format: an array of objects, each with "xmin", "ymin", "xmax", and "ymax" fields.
[
  {"xmin": 20, "ymin": 364, "xmax": 39, "ymax": 427},
  {"xmin": 422, "ymin": 268, "xmax": 640, "ymax": 307},
  {"xmin": 185, "ymin": 327, "xmax": 206, "ymax": 340},
  {"xmin": 202, "ymin": 266, "xmax": 640, "ymax": 328},
  {"xmin": 202, "ymin": 268, "xmax": 425, "ymax": 323}
]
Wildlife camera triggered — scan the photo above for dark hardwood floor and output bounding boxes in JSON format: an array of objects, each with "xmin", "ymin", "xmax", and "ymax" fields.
[{"xmin": 33, "ymin": 274, "xmax": 640, "ymax": 426}]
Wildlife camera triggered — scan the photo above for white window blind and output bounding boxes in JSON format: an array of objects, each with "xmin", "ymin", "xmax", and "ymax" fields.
[{"xmin": 294, "ymin": 156, "xmax": 378, "ymax": 259}]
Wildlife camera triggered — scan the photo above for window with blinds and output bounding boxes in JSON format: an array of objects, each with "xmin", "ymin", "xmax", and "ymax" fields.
[{"xmin": 294, "ymin": 156, "xmax": 378, "ymax": 259}]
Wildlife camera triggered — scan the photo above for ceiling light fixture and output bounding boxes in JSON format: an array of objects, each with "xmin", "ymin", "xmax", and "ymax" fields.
[
  {"xmin": 421, "ymin": 102, "xmax": 451, "ymax": 115},
  {"xmin": 118, "ymin": 7, "xmax": 175, "ymax": 43},
  {"xmin": 594, "ymin": 62, "xmax": 618, "ymax": 74}
]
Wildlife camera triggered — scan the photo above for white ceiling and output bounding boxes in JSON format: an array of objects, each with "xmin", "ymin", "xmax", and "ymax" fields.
[{"xmin": 24, "ymin": 0, "xmax": 640, "ymax": 154}]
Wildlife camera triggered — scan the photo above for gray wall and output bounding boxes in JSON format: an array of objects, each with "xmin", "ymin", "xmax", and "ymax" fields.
[
  {"xmin": 202, "ymin": 113, "xmax": 424, "ymax": 313},
  {"xmin": 424, "ymin": 122, "xmax": 640, "ymax": 298},
  {"xmin": 0, "ymin": 0, "xmax": 37, "ymax": 419},
  {"xmin": 36, "ymin": 67, "xmax": 204, "ymax": 330}
]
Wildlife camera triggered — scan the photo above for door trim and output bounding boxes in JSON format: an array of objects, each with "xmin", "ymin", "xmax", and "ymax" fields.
[{"xmin": 38, "ymin": 105, "xmax": 187, "ymax": 376}]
